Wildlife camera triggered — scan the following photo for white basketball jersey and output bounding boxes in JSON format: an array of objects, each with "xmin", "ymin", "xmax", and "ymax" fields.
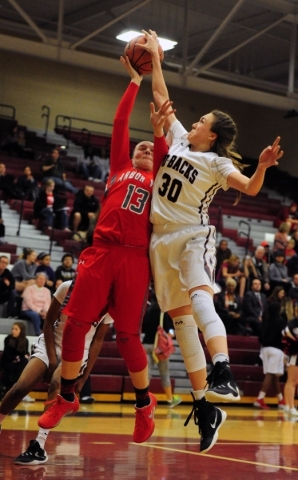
[{"xmin": 150, "ymin": 120, "xmax": 238, "ymax": 226}]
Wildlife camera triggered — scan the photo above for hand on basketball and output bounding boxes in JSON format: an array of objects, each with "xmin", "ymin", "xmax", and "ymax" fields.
[
  {"xmin": 258, "ymin": 136, "xmax": 284, "ymax": 169},
  {"xmin": 138, "ymin": 29, "xmax": 160, "ymax": 56},
  {"xmin": 120, "ymin": 55, "xmax": 143, "ymax": 85},
  {"xmin": 150, "ymin": 99, "xmax": 176, "ymax": 136}
]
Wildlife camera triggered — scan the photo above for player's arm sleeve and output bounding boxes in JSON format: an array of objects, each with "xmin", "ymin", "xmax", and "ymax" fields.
[
  {"xmin": 210, "ymin": 156, "xmax": 239, "ymax": 190},
  {"xmin": 109, "ymin": 82, "xmax": 139, "ymax": 176},
  {"xmin": 153, "ymin": 135, "xmax": 169, "ymax": 178},
  {"xmin": 166, "ymin": 119, "xmax": 188, "ymax": 147}
]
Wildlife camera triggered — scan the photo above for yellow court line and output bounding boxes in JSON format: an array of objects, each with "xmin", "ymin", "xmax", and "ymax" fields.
[{"xmin": 133, "ymin": 443, "xmax": 298, "ymax": 472}]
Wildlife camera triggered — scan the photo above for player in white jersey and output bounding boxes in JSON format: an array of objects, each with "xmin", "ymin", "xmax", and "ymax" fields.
[
  {"xmin": 0, "ymin": 281, "xmax": 112, "ymax": 465},
  {"xmin": 143, "ymin": 29, "xmax": 283, "ymax": 453}
]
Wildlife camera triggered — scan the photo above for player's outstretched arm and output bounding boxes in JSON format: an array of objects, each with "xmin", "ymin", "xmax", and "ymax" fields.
[{"xmin": 43, "ymin": 297, "xmax": 61, "ymax": 384}]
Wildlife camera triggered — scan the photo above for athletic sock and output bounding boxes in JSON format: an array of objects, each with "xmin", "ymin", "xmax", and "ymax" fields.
[
  {"xmin": 277, "ymin": 393, "xmax": 283, "ymax": 401},
  {"xmin": 212, "ymin": 353, "xmax": 229, "ymax": 364},
  {"xmin": 36, "ymin": 428, "xmax": 49, "ymax": 449},
  {"xmin": 193, "ymin": 389, "xmax": 205, "ymax": 401},
  {"xmin": 258, "ymin": 391, "xmax": 266, "ymax": 400},
  {"xmin": 134, "ymin": 386, "xmax": 150, "ymax": 408},
  {"xmin": 60, "ymin": 377, "xmax": 76, "ymax": 402}
]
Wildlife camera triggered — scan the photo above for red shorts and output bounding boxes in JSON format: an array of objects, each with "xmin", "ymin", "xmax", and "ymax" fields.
[{"xmin": 63, "ymin": 244, "xmax": 150, "ymax": 335}]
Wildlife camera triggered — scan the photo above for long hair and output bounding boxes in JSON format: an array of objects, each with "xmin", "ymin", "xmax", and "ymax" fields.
[
  {"xmin": 8, "ymin": 321, "xmax": 28, "ymax": 353},
  {"xmin": 210, "ymin": 110, "xmax": 247, "ymax": 205}
]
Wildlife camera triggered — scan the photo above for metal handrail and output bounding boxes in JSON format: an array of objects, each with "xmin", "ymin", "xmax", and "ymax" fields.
[
  {"xmin": 41, "ymin": 105, "xmax": 50, "ymax": 139},
  {"xmin": 238, "ymin": 220, "xmax": 251, "ymax": 255},
  {"xmin": 0, "ymin": 103, "xmax": 16, "ymax": 120}
]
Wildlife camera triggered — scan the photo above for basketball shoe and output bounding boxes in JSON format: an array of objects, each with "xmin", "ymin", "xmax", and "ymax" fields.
[
  {"xmin": 133, "ymin": 392, "xmax": 157, "ymax": 443},
  {"xmin": 205, "ymin": 361, "xmax": 240, "ymax": 402},
  {"xmin": 38, "ymin": 394, "xmax": 79, "ymax": 429},
  {"xmin": 253, "ymin": 398, "xmax": 270, "ymax": 410},
  {"xmin": 14, "ymin": 440, "xmax": 48, "ymax": 465},
  {"xmin": 184, "ymin": 394, "xmax": 227, "ymax": 453}
]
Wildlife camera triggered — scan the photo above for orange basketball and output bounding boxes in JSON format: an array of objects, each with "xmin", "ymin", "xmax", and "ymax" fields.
[{"xmin": 124, "ymin": 34, "xmax": 164, "ymax": 75}]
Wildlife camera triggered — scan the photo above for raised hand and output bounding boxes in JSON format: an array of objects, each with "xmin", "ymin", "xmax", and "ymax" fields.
[
  {"xmin": 259, "ymin": 136, "xmax": 284, "ymax": 168},
  {"xmin": 120, "ymin": 55, "xmax": 143, "ymax": 84},
  {"xmin": 150, "ymin": 99, "xmax": 176, "ymax": 136}
]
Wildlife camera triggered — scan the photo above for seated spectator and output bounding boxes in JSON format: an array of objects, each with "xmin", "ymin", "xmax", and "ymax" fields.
[
  {"xmin": 260, "ymin": 240, "xmax": 274, "ymax": 264},
  {"xmin": 41, "ymin": 148, "xmax": 78, "ymax": 194},
  {"xmin": 77, "ymin": 146, "xmax": 102, "ymax": 182},
  {"xmin": 253, "ymin": 302, "xmax": 287, "ymax": 410},
  {"xmin": 11, "ymin": 248, "xmax": 37, "ymax": 293},
  {"xmin": 291, "ymin": 229, "xmax": 298, "ymax": 255},
  {"xmin": 248, "ymin": 246, "xmax": 271, "ymax": 293},
  {"xmin": 215, "ymin": 239, "xmax": 232, "ymax": 280},
  {"xmin": 268, "ymin": 285, "xmax": 294, "ymax": 322},
  {"xmin": 21, "ymin": 272, "xmax": 51, "ymax": 335},
  {"xmin": 285, "ymin": 238, "xmax": 296, "ymax": 261},
  {"xmin": 273, "ymin": 223, "xmax": 290, "ymax": 252},
  {"xmin": 13, "ymin": 166, "xmax": 39, "ymax": 201},
  {"xmin": 218, "ymin": 254, "xmax": 246, "ymax": 298},
  {"xmin": 55, "ymin": 253, "xmax": 75, "ymax": 288},
  {"xmin": 15, "ymin": 130, "xmax": 35, "ymax": 160},
  {"xmin": 0, "ymin": 255, "xmax": 17, "ymax": 318},
  {"xmin": 0, "ymin": 322, "xmax": 30, "ymax": 401},
  {"xmin": 0, "ymin": 122, "xmax": 19, "ymax": 156},
  {"xmin": 268, "ymin": 250, "xmax": 292, "ymax": 294},
  {"xmin": 288, "ymin": 273, "xmax": 298, "ymax": 309},
  {"xmin": 215, "ymin": 278, "xmax": 246, "ymax": 335},
  {"xmin": 0, "ymin": 163, "xmax": 15, "ymax": 200},
  {"xmin": 274, "ymin": 202, "xmax": 298, "ymax": 234},
  {"xmin": 70, "ymin": 185, "xmax": 99, "ymax": 234},
  {"xmin": 33, "ymin": 179, "xmax": 69, "ymax": 231},
  {"xmin": 35, "ymin": 252, "xmax": 55, "ymax": 293},
  {"xmin": 242, "ymin": 279, "xmax": 268, "ymax": 336},
  {"xmin": 97, "ymin": 147, "xmax": 110, "ymax": 182}
]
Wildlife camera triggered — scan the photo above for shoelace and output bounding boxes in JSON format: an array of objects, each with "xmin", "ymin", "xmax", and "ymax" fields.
[{"xmin": 184, "ymin": 392, "xmax": 199, "ymax": 428}]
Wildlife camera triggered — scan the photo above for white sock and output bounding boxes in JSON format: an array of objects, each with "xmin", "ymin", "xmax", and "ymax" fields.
[
  {"xmin": 212, "ymin": 353, "xmax": 229, "ymax": 364},
  {"xmin": 36, "ymin": 429, "xmax": 49, "ymax": 449},
  {"xmin": 0, "ymin": 413, "xmax": 7, "ymax": 424},
  {"xmin": 193, "ymin": 389, "xmax": 205, "ymax": 401},
  {"xmin": 258, "ymin": 391, "xmax": 266, "ymax": 400},
  {"xmin": 277, "ymin": 393, "xmax": 283, "ymax": 401}
]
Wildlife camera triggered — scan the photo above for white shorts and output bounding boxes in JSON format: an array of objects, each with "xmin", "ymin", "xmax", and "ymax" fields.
[
  {"xmin": 150, "ymin": 224, "xmax": 220, "ymax": 312},
  {"xmin": 31, "ymin": 335, "xmax": 92, "ymax": 376},
  {"xmin": 260, "ymin": 347, "xmax": 285, "ymax": 375},
  {"xmin": 287, "ymin": 354, "xmax": 298, "ymax": 367}
]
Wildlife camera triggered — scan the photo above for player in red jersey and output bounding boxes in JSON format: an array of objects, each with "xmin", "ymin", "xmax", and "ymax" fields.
[{"xmin": 38, "ymin": 57, "xmax": 173, "ymax": 444}]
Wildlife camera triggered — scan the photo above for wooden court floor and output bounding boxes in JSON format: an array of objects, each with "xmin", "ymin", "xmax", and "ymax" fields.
[{"xmin": 1, "ymin": 401, "xmax": 298, "ymax": 480}]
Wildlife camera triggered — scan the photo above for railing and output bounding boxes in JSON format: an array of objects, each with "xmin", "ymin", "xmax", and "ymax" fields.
[
  {"xmin": 238, "ymin": 220, "xmax": 251, "ymax": 255},
  {"xmin": 41, "ymin": 105, "xmax": 50, "ymax": 139},
  {"xmin": 0, "ymin": 103, "xmax": 16, "ymax": 121}
]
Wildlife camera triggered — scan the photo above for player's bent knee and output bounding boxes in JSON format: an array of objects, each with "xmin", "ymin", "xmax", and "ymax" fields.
[
  {"xmin": 116, "ymin": 332, "xmax": 147, "ymax": 372},
  {"xmin": 173, "ymin": 315, "xmax": 206, "ymax": 373},
  {"xmin": 62, "ymin": 316, "xmax": 90, "ymax": 362},
  {"xmin": 190, "ymin": 290, "xmax": 226, "ymax": 342}
]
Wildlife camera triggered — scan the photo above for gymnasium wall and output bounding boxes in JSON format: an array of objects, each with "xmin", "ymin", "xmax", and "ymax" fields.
[{"xmin": 0, "ymin": 50, "xmax": 297, "ymax": 176}]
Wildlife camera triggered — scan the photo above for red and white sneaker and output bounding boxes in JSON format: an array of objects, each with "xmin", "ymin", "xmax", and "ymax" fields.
[
  {"xmin": 38, "ymin": 394, "xmax": 79, "ymax": 429},
  {"xmin": 133, "ymin": 392, "xmax": 157, "ymax": 443},
  {"xmin": 278, "ymin": 398, "xmax": 286, "ymax": 410},
  {"xmin": 253, "ymin": 398, "xmax": 270, "ymax": 410}
]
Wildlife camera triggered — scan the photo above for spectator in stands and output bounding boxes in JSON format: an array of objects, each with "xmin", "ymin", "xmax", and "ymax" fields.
[
  {"xmin": 248, "ymin": 246, "xmax": 271, "ymax": 293},
  {"xmin": 97, "ymin": 147, "xmax": 110, "ymax": 182},
  {"xmin": 253, "ymin": 302, "xmax": 287, "ymax": 410},
  {"xmin": 70, "ymin": 185, "xmax": 99, "ymax": 234},
  {"xmin": 260, "ymin": 241, "xmax": 274, "ymax": 264},
  {"xmin": 242, "ymin": 279, "xmax": 268, "ymax": 336},
  {"xmin": 214, "ymin": 278, "xmax": 246, "ymax": 335},
  {"xmin": 0, "ymin": 122, "xmax": 19, "ymax": 156},
  {"xmin": 41, "ymin": 148, "xmax": 78, "ymax": 194},
  {"xmin": 0, "ymin": 163, "xmax": 15, "ymax": 199},
  {"xmin": 142, "ymin": 292, "xmax": 182, "ymax": 408},
  {"xmin": 0, "ymin": 321, "xmax": 30, "ymax": 401},
  {"xmin": 275, "ymin": 202, "xmax": 298, "ymax": 234},
  {"xmin": 77, "ymin": 146, "xmax": 102, "ymax": 182},
  {"xmin": 35, "ymin": 252, "xmax": 55, "ymax": 293},
  {"xmin": 15, "ymin": 130, "xmax": 35, "ymax": 160},
  {"xmin": 33, "ymin": 179, "xmax": 69, "ymax": 231},
  {"xmin": 21, "ymin": 272, "xmax": 51, "ymax": 335},
  {"xmin": 218, "ymin": 254, "xmax": 246, "ymax": 298},
  {"xmin": 55, "ymin": 253, "xmax": 76, "ymax": 288},
  {"xmin": 282, "ymin": 317, "xmax": 298, "ymax": 416},
  {"xmin": 291, "ymin": 229, "xmax": 298, "ymax": 255},
  {"xmin": 215, "ymin": 239, "xmax": 231, "ymax": 280},
  {"xmin": 268, "ymin": 250, "xmax": 292, "ymax": 294},
  {"xmin": 273, "ymin": 223, "xmax": 290, "ymax": 252},
  {"xmin": 285, "ymin": 238, "xmax": 296, "ymax": 261},
  {"xmin": 13, "ymin": 166, "xmax": 39, "ymax": 201},
  {"xmin": 288, "ymin": 273, "xmax": 298, "ymax": 307},
  {"xmin": 11, "ymin": 248, "xmax": 37, "ymax": 293},
  {"xmin": 0, "ymin": 255, "xmax": 17, "ymax": 318},
  {"xmin": 267, "ymin": 286, "xmax": 293, "ymax": 322}
]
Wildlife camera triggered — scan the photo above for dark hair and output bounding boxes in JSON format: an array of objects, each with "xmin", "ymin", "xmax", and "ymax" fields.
[
  {"xmin": 62, "ymin": 253, "xmax": 74, "ymax": 263},
  {"xmin": 22, "ymin": 248, "xmax": 35, "ymax": 260},
  {"xmin": 268, "ymin": 286, "xmax": 285, "ymax": 303},
  {"xmin": 210, "ymin": 110, "xmax": 247, "ymax": 205},
  {"xmin": 8, "ymin": 321, "xmax": 27, "ymax": 353}
]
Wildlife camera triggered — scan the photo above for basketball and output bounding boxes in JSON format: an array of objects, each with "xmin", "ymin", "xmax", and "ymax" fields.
[{"xmin": 124, "ymin": 34, "xmax": 164, "ymax": 75}]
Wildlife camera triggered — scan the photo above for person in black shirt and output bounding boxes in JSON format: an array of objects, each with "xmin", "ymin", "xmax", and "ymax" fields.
[
  {"xmin": 41, "ymin": 148, "xmax": 77, "ymax": 194},
  {"xmin": 0, "ymin": 255, "xmax": 17, "ymax": 317},
  {"xmin": 70, "ymin": 185, "xmax": 99, "ymax": 233},
  {"xmin": 55, "ymin": 253, "xmax": 76, "ymax": 288}
]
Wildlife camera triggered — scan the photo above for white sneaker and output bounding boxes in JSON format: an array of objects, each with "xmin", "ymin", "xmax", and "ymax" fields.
[
  {"xmin": 289, "ymin": 407, "xmax": 298, "ymax": 416},
  {"xmin": 22, "ymin": 395, "xmax": 35, "ymax": 403},
  {"xmin": 88, "ymin": 177, "xmax": 93, "ymax": 181}
]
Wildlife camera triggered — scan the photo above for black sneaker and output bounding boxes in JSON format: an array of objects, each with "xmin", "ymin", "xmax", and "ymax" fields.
[
  {"xmin": 205, "ymin": 361, "xmax": 240, "ymax": 402},
  {"xmin": 14, "ymin": 440, "xmax": 48, "ymax": 465},
  {"xmin": 184, "ymin": 394, "xmax": 227, "ymax": 453}
]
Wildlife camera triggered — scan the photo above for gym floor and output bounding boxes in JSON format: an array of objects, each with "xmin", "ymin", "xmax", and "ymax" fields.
[{"xmin": 1, "ymin": 401, "xmax": 297, "ymax": 479}]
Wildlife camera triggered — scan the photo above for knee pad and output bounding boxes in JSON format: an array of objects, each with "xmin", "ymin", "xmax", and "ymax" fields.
[
  {"xmin": 62, "ymin": 316, "xmax": 91, "ymax": 362},
  {"xmin": 173, "ymin": 315, "xmax": 206, "ymax": 373},
  {"xmin": 190, "ymin": 290, "xmax": 226, "ymax": 342},
  {"xmin": 116, "ymin": 332, "xmax": 147, "ymax": 372}
]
